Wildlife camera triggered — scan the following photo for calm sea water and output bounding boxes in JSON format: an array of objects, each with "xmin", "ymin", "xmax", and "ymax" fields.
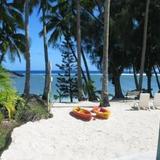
[{"xmin": 11, "ymin": 73, "xmax": 159, "ymax": 100}]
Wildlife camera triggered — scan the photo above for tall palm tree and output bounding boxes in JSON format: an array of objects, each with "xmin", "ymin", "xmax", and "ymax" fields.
[
  {"xmin": 138, "ymin": 0, "xmax": 150, "ymax": 92},
  {"xmin": 101, "ymin": 0, "xmax": 110, "ymax": 106},
  {"xmin": 39, "ymin": 0, "xmax": 52, "ymax": 101},
  {"xmin": 23, "ymin": 0, "xmax": 31, "ymax": 98},
  {"xmin": 77, "ymin": 0, "xmax": 83, "ymax": 101}
]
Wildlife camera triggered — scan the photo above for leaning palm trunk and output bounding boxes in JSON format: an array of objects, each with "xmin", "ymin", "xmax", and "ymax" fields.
[
  {"xmin": 0, "ymin": 53, "xmax": 5, "ymax": 64},
  {"xmin": 65, "ymin": 36, "xmax": 88, "ymax": 85},
  {"xmin": 101, "ymin": 0, "xmax": 110, "ymax": 106},
  {"xmin": 133, "ymin": 63, "xmax": 139, "ymax": 90},
  {"xmin": 81, "ymin": 48, "xmax": 97, "ymax": 101},
  {"xmin": 138, "ymin": 0, "xmax": 150, "ymax": 92},
  {"xmin": 23, "ymin": 0, "xmax": 30, "ymax": 98},
  {"xmin": 146, "ymin": 67, "xmax": 152, "ymax": 97},
  {"xmin": 42, "ymin": 6, "xmax": 50, "ymax": 102},
  {"xmin": 77, "ymin": 0, "xmax": 83, "ymax": 101}
]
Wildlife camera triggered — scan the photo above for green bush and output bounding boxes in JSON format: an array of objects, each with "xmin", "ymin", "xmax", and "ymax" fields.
[
  {"xmin": 0, "ymin": 66, "xmax": 18, "ymax": 119},
  {"xmin": 0, "ymin": 112, "xmax": 3, "ymax": 124},
  {"xmin": 0, "ymin": 121, "xmax": 18, "ymax": 155},
  {"xmin": 15, "ymin": 100, "xmax": 52, "ymax": 123}
]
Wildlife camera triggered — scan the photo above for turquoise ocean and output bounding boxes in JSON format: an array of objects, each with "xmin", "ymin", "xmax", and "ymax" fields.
[{"xmin": 11, "ymin": 71, "xmax": 160, "ymax": 101}]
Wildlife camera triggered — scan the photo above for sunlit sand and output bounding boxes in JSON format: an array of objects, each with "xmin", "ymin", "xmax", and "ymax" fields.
[{"xmin": 1, "ymin": 101, "xmax": 160, "ymax": 160}]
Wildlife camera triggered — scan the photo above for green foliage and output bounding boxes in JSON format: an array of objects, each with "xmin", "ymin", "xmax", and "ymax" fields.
[
  {"xmin": 0, "ymin": 112, "xmax": 3, "ymax": 124},
  {"xmin": 56, "ymin": 39, "xmax": 78, "ymax": 102},
  {"xmin": 0, "ymin": 1, "xmax": 25, "ymax": 63},
  {"xmin": 0, "ymin": 67, "xmax": 19, "ymax": 119},
  {"xmin": 0, "ymin": 121, "xmax": 18, "ymax": 155},
  {"xmin": 83, "ymin": 80, "xmax": 97, "ymax": 100},
  {"xmin": 15, "ymin": 99, "xmax": 52, "ymax": 123}
]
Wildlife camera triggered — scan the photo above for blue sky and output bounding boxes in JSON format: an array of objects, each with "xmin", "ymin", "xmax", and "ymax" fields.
[{"xmin": 3, "ymin": 8, "xmax": 97, "ymax": 71}]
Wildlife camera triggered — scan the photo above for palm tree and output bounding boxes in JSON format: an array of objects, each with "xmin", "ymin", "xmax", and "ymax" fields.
[
  {"xmin": 39, "ymin": 1, "xmax": 52, "ymax": 101},
  {"xmin": 138, "ymin": 0, "xmax": 150, "ymax": 92},
  {"xmin": 42, "ymin": 5, "xmax": 50, "ymax": 101},
  {"xmin": 77, "ymin": 0, "xmax": 83, "ymax": 101},
  {"xmin": 101, "ymin": 0, "xmax": 110, "ymax": 106},
  {"xmin": 23, "ymin": 0, "xmax": 31, "ymax": 98},
  {"xmin": 0, "ymin": 1, "xmax": 25, "ymax": 64}
]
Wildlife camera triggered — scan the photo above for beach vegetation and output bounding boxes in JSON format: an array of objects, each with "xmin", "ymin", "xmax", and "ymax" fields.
[
  {"xmin": 38, "ymin": 0, "xmax": 53, "ymax": 102},
  {"xmin": 0, "ymin": 121, "xmax": 19, "ymax": 156},
  {"xmin": 15, "ymin": 96, "xmax": 52, "ymax": 123},
  {"xmin": 56, "ymin": 39, "xmax": 78, "ymax": 102},
  {"xmin": 101, "ymin": 0, "xmax": 111, "ymax": 106},
  {"xmin": 0, "ymin": 67, "xmax": 18, "ymax": 119},
  {"xmin": 0, "ymin": 0, "xmax": 25, "ymax": 64}
]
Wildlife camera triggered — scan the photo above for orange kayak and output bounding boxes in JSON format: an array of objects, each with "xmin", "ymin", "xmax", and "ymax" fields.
[
  {"xmin": 92, "ymin": 106, "xmax": 111, "ymax": 119},
  {"xmin": 71, "ymin": 107, "xmax": 92, "ymax": 121}
]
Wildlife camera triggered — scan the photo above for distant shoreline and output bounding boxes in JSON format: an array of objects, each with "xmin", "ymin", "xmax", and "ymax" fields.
[{"xmin": 10, "ymin": 70, "xmax": 159, "ymax": 76}]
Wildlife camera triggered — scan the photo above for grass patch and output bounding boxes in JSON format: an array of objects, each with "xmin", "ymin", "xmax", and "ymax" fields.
[
  {"xmin": 0, "ymin": 95, "xmax": 53, "ymax": 156},
  {"xmin": 0, "ymin": 121, "xmax": 19, "ymax": 156},
  {"xmin": 15, "ymin": 97, "xmax": 53, "ymax": 123}
]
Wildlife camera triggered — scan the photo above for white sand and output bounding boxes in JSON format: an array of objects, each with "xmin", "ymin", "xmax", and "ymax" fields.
[{"xmin": 1, "ymin": 101, "xmax": 160, "ymax": 160}]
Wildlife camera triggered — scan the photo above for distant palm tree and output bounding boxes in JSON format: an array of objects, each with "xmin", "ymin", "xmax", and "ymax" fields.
[
  {"xmin": 39, "ymin": 0, "xmax": 52, "ymax": 101},
  {"xmin": 77, "ymin": 0, "xmax": 83, "ymax": 101},
  {"xmin": 23, "ymin": 0, "xmax": 31, "ymax": 98},
  {"xmin": 138, "ymin": 0, "xmax": 150, "ymax": 92},
  {"xmin": 101, "ymin": 0, "xmax": 110, "ymax": 106}
]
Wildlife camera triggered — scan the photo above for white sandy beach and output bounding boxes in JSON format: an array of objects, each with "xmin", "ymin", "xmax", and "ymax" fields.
[{"xmin": 1, "ymin": 101, "xmax": 160, "ymax": 160}]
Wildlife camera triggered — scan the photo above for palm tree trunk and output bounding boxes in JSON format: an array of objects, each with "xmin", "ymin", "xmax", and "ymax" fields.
[
  {"xmin": 157, "ymin": 65, "xmax": 160, "ymax": 74},
  {"xmin": 42, "ymin": 6, "xmax": 50, "ymax": 102},
  {"xmin": 133, "ymin": 64, "xmax": 139, "ymax": 90},
  {"xmin": 65, "ymin": 36, "xmax": 88, "ymax": 85},
  {"xmin": 81, "ymin": 48, "xmax": 97, "ymax": 101},
  {"xmin": 0, "ymin": 53, "xmax": 5, "ymax": 64},
  {"xmin": 77, "ymin": 0, "xmax": 83, "ymax": 101},
  {"xmin": 146, "ymin": 67, "xmax": 152, "ymax": 97},
  {"xmin": 81, "ymin": 48, "xmax": 91, "ymax": 81},
  {"xmin": 101, "ymin": 0, "xmax": 110, "ymax": 107},
  {"xmin": 23, "ymin": 0, "xmax": 30, "ymax": 98},
  {"xmin": 138, "ymin": 0, "xmax": 150, "ymax": 92},
  {"xmin": 113, "ymin": 69, "xmax": 124, "ymax": 99}
]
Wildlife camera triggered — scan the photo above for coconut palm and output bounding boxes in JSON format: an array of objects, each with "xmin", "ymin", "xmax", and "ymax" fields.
[
  {"xmin": 13, "ymin": 0, "xmax": 40, "ymax": 98},
  {"xmin": 23, "ymin": 0, "xmax": 31, "ymax": 98},
  {"xmin": 43, "ymin": 0, "xmax": 98, "ymax": 101},
  {"xmin": 76, "ymin": 0, "xmax": 83, "ymax": 101},
  {"xmin": 0, "ymin": 1, "xmax": 25, "ymax": 64},
  {"xmin": 38, "ymin": 0, "xmax": 52, "ymax": 101},
  {"xmin": 138, "ymin": 0, "xmax": 150, "ymax": 92},
  {"xmin": 101, "ymin": 0, "xmax": 110, "ymax": 106}
]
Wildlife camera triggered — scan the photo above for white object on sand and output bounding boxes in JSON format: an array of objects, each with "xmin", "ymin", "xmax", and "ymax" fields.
[{"xmin": 134, "ymin": 93, "xmax": 150, "ymax": 110}]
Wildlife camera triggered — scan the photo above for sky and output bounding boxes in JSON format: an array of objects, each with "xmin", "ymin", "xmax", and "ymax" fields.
[{"xmin": 3, "ymin": 8, "xmax": 97, "ymax": 71}]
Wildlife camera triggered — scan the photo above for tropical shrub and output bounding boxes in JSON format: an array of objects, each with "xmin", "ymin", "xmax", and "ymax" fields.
[
  {"xmin": 15, "ymin": 102, "xmax": 52, "ymax": 123},
  {"xmin": 0, "ymin": 112, "xmax": 3, "ymax": 124},
  {"xmin": 0, "ymin": 66, "xmax": 18, "ymax": 119}
]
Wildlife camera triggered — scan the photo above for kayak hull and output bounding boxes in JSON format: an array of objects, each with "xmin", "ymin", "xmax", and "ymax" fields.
[
  {"xmin": 92, "ymin": 106, "xmax": 111, "ymax": 119},
  {"xmin": 72, "ymin": 107, "xmax": 92, "ymax": 121}
]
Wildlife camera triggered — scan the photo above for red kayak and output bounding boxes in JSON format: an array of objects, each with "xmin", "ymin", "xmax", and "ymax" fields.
[{"xmin": 71, "ymin": 107, "xmax": 92, "ymax": 121}]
